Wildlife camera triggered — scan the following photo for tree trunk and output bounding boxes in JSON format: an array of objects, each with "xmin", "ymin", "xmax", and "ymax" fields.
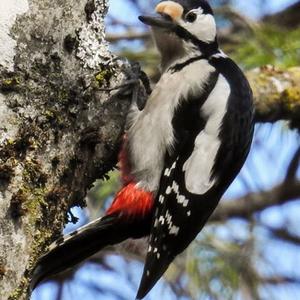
[{"xmin": 0, "ymin": 0, "xmax": 134, "ymax": 299}]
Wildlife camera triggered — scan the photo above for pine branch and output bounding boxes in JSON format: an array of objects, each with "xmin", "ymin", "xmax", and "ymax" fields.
[
  {"xmin": 247, "ymin": 66, "xmax": 300, "ymax": 129},
  {"xmin": 263, "ymin": 1, "xmax": 300, "ymax": 28},
  {"xmin": 211, "ymin": 180, "xmax": 300, "ymax": 221}
]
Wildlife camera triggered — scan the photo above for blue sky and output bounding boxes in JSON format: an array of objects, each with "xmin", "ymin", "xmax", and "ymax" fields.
[
  {"xmin": 233, "ymin": 0, "xmax": 298, "ymax": 17},
  {"xmin": 108, "ymin": 0, "xmax": 298, "ymax": 23}
]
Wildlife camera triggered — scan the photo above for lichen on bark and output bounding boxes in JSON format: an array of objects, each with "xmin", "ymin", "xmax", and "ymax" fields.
[{"xmin": 248, "ymin": 65, "xmax": 300, "ymax": 129}]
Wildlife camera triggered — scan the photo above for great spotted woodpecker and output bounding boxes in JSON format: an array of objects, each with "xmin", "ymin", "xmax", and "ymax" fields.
[{"xmin": 31, "ymin": 1, "xmax": 254, "ymax": 298}]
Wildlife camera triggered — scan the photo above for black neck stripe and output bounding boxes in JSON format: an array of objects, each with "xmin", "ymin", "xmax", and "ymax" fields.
[
  {"xmin": 174, "ymin": 25, "xmax": 219, "ymax": 57},
  {"xmin": 169, "ymin": 55, "xmax": 207, "ymax": 73}
]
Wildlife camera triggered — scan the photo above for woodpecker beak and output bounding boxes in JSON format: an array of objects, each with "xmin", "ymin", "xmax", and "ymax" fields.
[{"xmin": 139, "ymin": 1, "xmax": 184, "ymax": 30}]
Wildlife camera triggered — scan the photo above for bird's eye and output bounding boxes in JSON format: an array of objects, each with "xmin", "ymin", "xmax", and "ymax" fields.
[{"xmin": 185, "ymin": 12, "xmax": 197, "ymax": 23}]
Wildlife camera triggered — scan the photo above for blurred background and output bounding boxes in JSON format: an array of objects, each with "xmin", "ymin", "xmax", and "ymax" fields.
[{"xmin": 31, "ymin": 0, "xmax": 300, "ymax": 299}]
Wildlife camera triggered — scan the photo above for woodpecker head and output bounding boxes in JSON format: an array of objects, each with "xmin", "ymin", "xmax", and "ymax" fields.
[{"xmin": 139, "ymin": 0, "xmax": 218, "ymax": 70}]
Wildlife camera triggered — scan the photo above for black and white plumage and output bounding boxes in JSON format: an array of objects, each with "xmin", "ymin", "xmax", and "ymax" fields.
[
  {"xmin": 135, "ymin": 1, "xmax": 254, "ymax": 298},
  {"xmin": 30, "ymin": 1, "xmax": 254, "ymax": 299}
]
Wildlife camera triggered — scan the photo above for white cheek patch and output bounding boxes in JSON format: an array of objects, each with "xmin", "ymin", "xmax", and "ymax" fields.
[{"xmin": 180, "ymin": 10, "xmax": 217, "ymax": 43}]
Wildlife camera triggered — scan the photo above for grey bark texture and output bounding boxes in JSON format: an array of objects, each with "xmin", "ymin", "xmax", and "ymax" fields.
[{"xmin": 0, "ymin": 0, "xmax": 139, "ymax": 299}]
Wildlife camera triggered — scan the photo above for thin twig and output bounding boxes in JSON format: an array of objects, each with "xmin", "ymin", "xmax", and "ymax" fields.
[
  {"xmin": 285, "ymin": 145, "xmax": 300, "ymax": 182},
  {"xmin": 211, "ymin": 180, "xmax": 300, "ymax": 221}
]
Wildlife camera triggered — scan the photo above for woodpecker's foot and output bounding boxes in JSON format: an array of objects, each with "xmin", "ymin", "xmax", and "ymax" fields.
[
  {"xmin": 100, "ymin": 62, "xmax": 152, "ymax": 111},
  {"xmin": 131, "ymin": 63, "xmax": 152, "ymax": 110},
  {"xmin": 99, "ymin": 78, "xmax": 145, "ymax": 110},
  {"xmin": 138, "ymin": 69, "xmax": 152, "ymax": 96}
]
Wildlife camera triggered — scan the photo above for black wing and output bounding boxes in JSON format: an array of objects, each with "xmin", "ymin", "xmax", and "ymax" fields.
[
  {"xmin": 136, "ymin": 57, "xmax": 254, "ymax": 299},
  {"xmin": 136, "ymin": 70, "xmax": 220, "ymax": 298},
  {"xmin": 136, "ymin": 145, "xmax": 220, "ymax": 299}
]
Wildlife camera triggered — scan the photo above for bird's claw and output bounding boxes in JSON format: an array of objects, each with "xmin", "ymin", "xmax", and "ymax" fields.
[{"xmin": 100, "ymin": 62, "xmax": 152, "ymax": 111}]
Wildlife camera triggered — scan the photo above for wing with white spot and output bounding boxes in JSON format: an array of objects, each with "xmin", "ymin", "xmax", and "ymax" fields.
[
  {"xmin": 136, "ymin": 59, "xmax": 254, "ymax": 299},
  {"xmin": 136, "ymin": 152, "xmax": 217, "ymax": 299},
  {"xmin": 136, "ymin": 71, "xmax": 220, "ymax": 299}
]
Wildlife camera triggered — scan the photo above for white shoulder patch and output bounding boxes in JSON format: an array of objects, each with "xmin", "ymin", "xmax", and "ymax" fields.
[{"xmin": 183, "ymin": 75, "xmax": 230, "ymax": 194}]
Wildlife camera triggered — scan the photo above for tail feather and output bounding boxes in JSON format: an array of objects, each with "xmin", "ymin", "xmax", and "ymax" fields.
[
  {"xmin": 31, "ymin": 216, "xmax": 116, "ymax": 290},
  {"xmin": 31, "ymin": 183, "xmax": 154, "ymax": 292},
  {"xmin": 136, "ymin": 251, "xmax": 173, "ymax": 299},
  {"xmin": 30, "ymin": 213, "xmax": 151, "ymax": 291}
]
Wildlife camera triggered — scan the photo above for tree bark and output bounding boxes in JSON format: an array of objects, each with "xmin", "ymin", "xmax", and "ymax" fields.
[
  {"xmin": 248, "ymin": 66, "xmax": 300, "ymax": 129},
  {"xmin": 211, "ymin": 180, "xmax": 300, "ymax": 221},
  {"xmin": 0, "ymin": 0, "xmax": 135, "ymax": 299}
]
